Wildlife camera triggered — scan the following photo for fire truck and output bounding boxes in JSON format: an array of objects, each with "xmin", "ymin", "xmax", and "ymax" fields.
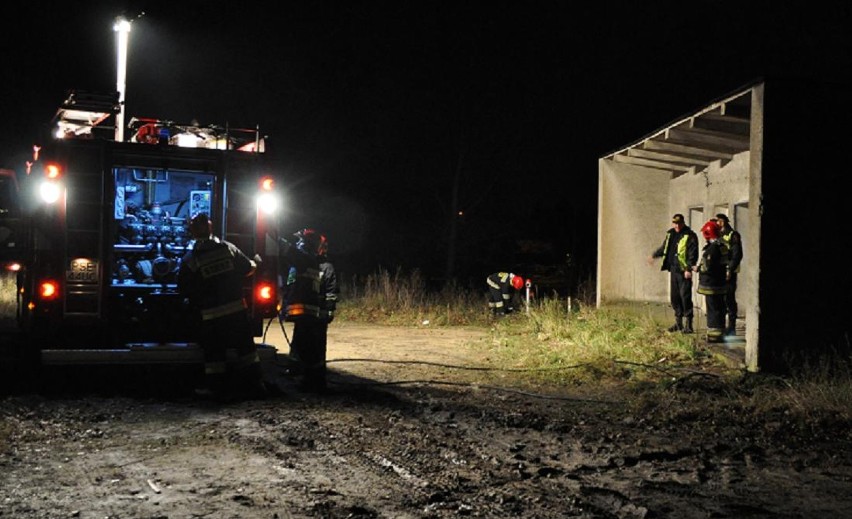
[{"xmin": 0, "ymin": 91, "xmax": 281, "ymax": 384}]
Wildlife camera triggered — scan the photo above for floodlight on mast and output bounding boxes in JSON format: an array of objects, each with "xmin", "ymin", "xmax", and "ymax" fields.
[{"xmin": 113, "ymin": 16, "xmax": 132, "ymax": 142}]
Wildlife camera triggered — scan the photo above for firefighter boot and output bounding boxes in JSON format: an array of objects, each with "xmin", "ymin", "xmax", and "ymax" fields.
[
  {"xmin": 706, "ymin": 328, "xmax": 724, "ymax": 343},
  {"xmin": 683, "ymin": 318, "xmax": 694, "ymax": 334},
  {"xmin": 667, "ymin": 318, "xmax": 683, "ymax": 333}
]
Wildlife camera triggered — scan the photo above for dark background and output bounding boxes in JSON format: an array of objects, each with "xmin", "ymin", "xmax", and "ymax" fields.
[{"xmin": 2, "ymin": 1, "xmax": 850, "ymax": 290}]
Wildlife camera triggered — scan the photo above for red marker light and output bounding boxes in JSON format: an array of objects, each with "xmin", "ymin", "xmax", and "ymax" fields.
[
  {"xmin": 260, "ymin": 176, "xmax": 274, "ymax": 191},
  {"xmin": 255, "ymin": 281, "xmax": 275, "ymax": 303},
  {"xmin": 38, "ymin": 280, "xmax": 60, "ymax": 300}
]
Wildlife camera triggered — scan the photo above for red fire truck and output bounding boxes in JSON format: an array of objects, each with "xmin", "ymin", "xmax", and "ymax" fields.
[{"xmin": 0, "ymin": 91, "xmax": 281, "ymax": 382}]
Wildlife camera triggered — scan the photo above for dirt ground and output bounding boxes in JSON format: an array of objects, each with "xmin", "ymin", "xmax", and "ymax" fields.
[{"xmin": 2, "ymin": 320, "xmax": 852, "ymax": 518}]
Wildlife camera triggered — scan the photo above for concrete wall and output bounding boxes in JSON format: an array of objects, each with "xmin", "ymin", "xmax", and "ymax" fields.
[
  {"xmin": 598, "ymin": 84, "xmax": 760, "ymax": 371},
  {"xmin": 597, "ymin": 153, "xmax": 750, "ymax": 309},
  {"xmin": 597, "ymin": 160, "xmax": 670, "ymax": 305},
  {"xmin": 597, "ymin": 80, "xmax": 852, "ymax": 373},
  {"xmin": 751, "ymin": 80, "xmax": 849, "ymax": 371}
]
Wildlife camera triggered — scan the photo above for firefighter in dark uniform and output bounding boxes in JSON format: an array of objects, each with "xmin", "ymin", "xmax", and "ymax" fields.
[
  {"xmin": 715, "ymin": 213, "xmax": 743, "ymax": 335},
  {"xmin": 486, "ymin": 272, "xmax": 524, "ymax": 316},
  {"xmin": 697, "ymin": 220, "xmax": 729, "ymax": 342},
  {"xmin": 648, "ymin": 213, "xmax": 699, "ymax": 333},
  {"xmin": 279, "ymin": 228, "xmax": 338, "ymax": 393},
  {"xmin": 177, "ymin": 213, "xmax": 265, "ymax": 400}
]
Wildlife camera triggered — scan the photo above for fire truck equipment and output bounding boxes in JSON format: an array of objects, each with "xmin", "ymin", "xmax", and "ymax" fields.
[{"xmin": 0, "ymin": 90, "xmax": 282, "ymax": 379}]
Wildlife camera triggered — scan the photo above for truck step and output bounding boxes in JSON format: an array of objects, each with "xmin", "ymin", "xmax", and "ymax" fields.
[{"xmin": 41, "ymin": 343, "xmax": 277, "ymax": 366}]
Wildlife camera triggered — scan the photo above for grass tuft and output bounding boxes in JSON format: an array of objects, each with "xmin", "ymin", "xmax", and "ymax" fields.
[{"xmin": 335, "ymin": 268, "xmax": 852, "ymax": 427}]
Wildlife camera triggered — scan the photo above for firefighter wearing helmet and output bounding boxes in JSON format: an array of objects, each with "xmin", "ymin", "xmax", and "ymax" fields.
[
  {"xmin": 177, "ymin": 212, "xmax": 267, "ymax": 401},
  {"xmin": 486, "ymin": 272, "xmax": 525, "ymax": 316},
  {"xmin": 697, "ymin": 220, "xmax": 729, "ymax": 342},
  {"xmin": 278, "ymin": 228, "xmax": 339, "ymax": 393}
]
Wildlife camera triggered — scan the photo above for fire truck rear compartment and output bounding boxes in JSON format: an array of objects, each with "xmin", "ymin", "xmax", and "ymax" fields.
[{"xmin": 1, "ymin": 92, "xmax": 279, "ymax": 381}]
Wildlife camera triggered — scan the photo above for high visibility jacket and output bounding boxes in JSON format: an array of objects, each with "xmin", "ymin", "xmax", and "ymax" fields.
[
  {"xmin": 652, "ymin": 227, "xmax": 698, "ymax": 273},
  {"xmin": 719, "ymin": 226, "xmax": 743, "ymax": 274}
]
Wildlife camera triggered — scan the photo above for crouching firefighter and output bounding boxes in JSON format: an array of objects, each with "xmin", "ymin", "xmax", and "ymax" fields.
[
  {"xmin": 177, "ymin": 213, "xmax": 266, "ymax": 400},
  {"xmin": 278, "ymin": 228, "xmax": 338, "ymax": 393},
  {"xmin": 486, "ymin": 272, "xmax": 524, "ymax": 316}
]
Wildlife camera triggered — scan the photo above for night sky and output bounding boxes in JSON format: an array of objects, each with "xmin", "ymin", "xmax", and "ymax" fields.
[{"xmin": 3, "ymin": 1, "xmax": 851, "ymax": 287}]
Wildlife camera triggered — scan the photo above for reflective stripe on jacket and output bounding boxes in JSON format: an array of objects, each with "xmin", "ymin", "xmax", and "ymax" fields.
[
  {"xmin": 279, "ymin": 240, "xmax": 323, "ymax": 322},
  {"xmin": 177, "ymin": 236, "xmax": 256, "ymax": 319},
  {"xmin": 655, "ymin": 228, "xmax": 698, "ymax": 273},
  {"xmin": 698, "ymin": 241, "xmax": 729, "ymax": 295},
  {"xmin": 719, "ymin": 228, "xmax": 743, "ymax": 273}
]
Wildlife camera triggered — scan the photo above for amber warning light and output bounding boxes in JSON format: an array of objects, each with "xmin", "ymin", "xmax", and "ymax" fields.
[{"xmin": 45, "ymin": 163, "xmax": 61, "ymax": 179}]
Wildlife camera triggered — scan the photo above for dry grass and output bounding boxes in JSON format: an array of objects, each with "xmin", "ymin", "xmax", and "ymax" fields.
[
  {"xmin": 339, "ymin": 269, "xmax": 724, "ymax": 383},
  {"xmin": 339, "ymin": 267, "xmax": 485, "ymax": 326},
  {"xmin": 336, "ymin": 269, "xmax": 852, "ymax": 425}
]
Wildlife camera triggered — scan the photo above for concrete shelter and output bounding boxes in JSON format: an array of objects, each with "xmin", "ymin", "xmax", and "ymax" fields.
[{"xmin": 597, "ymin": 78, "xmax": 851, "ymax": 373}]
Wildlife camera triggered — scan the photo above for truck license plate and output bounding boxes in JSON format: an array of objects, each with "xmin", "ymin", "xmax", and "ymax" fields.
[{"xmin": 67, "ymin": 258, "xmax": 99, "ymax": 284}]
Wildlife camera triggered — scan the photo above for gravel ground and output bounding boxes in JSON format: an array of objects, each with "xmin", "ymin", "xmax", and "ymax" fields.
[{"xmin": 1, "ymin": 321, "xmax": 851, "ymax": 518}]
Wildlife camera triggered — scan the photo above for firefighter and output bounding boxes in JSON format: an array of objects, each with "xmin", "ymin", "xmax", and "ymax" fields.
[
  {"xmin": 647, "ymin": 213, "xmax": 699, "ymax": 333},
  {"xmin": 697, "ymin": 220, "xmax": 729, "ymax": 342},
  {"xmin": 279, "ymin": 228, "xmax": 339, "ymax": 393},
  {"xmin": 177, "ymin": 213, "xmax": 266, "ymax": 401},
  {"xmin": 714, "ymin": 213, "xmax": 743, "ymax": 335},
  {"xmin": 486, "ymin": 272, "xmax": 524, "ymax": 316}
]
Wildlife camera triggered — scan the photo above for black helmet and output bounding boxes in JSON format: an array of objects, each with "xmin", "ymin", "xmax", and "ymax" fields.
[
  {"xmin": 295, "ymin": 228, "xmax": 328, "ymax": 256},
  {"xmin": 189, "ymin": 213, "xmax": 212, "ymax": 239}
]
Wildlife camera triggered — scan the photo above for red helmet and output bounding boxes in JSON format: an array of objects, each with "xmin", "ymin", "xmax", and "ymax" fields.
[
  {"xmin": 701, "ymin": 220, "xmax": 719, "ymax": 241},
  {"xmin": 511, "ymin": 274, "xmax": 524, "ymax": 290},
  {"xmin": 295, "ymin": 228, "xmax": 328, "ymax": 256}
]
